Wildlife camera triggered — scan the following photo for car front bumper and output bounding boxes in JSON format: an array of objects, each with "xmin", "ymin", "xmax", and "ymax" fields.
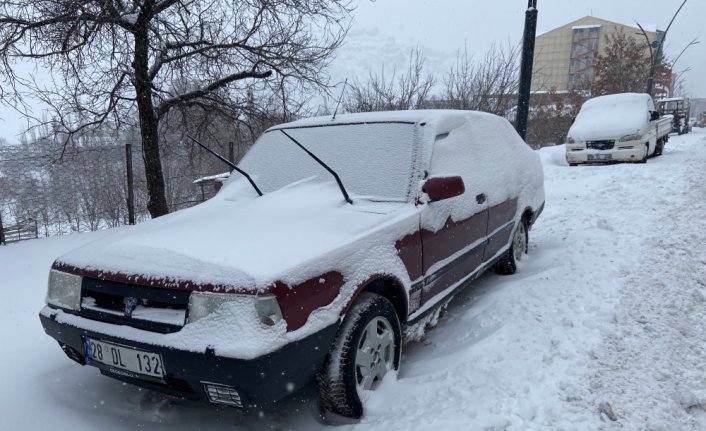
[
  {"xmin": 566, "ymin": 142, "xmax": 646, "ymax": 164},
  {"xmin": 39, "ymin": 306, "xmax": 339, "ymax": 407}
]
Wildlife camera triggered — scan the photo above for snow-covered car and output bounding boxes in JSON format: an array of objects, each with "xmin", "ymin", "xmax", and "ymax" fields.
[
  {"xmin": 565, "ymin": 93, "xmax": 672, "ymax": 165},
  {"xmin": 39, "ymin": 110, "xmax": 545, "ymax": 419}
]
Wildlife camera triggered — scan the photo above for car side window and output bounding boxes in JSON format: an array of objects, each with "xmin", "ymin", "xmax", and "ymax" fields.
[{"xmin": 424, "ymin": 117, "xmax": 520, "ymax": 225}]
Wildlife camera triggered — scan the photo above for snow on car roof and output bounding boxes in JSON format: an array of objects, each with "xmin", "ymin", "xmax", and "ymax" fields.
[
  {"xmin": 267, "ymin": 109, "xmax": 501, "ymax": 136},
  {"xmin": 581, "ymin": 93, "xmax": 653, "ymax": 110},
  {"xmin": 568, "ymin": 93, "xmax": 654, "ymax": 140}
]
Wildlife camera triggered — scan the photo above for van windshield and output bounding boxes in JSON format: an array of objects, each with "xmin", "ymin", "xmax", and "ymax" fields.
[{"xmin": 238, "ymin": 122, "xmax": 417, "ymax": 202}]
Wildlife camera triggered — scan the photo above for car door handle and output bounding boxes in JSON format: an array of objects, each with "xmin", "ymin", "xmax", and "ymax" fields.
[{"xmin": 476, "ymin": 193, "xmax": 486, "ymax": 204}]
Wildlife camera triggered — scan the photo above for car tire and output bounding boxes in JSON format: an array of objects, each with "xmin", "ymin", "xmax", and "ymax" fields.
[
  {"xmin": 317, "ymin": 292, "xmax": 401, "ymax": 420},
  {"xmin": 569, "ymin": 163, "xmax": 578, "ymax": 167},
  {"xmin": 638, "ymin": 144, "xmax": 648, "ymax": 163},
  {"xmin": 493, "ymin": 218, "xmax": 528, "ymax": 275},
  {"xmin": 655, "ymin": 139, "xmax": 664, "ymax": 156}
]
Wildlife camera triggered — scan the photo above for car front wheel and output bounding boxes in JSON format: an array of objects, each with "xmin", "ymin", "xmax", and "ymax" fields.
[
  {"xmin": 639, "ymin": 143, "xmax": 648, "ymax": 163},
  {"xmin": 317, "ymin": 292, "xmax": 401, "ymax": 420}
]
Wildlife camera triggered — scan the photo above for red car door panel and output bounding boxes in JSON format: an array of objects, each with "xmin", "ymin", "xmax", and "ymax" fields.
[{"xmin": 484, "ymin": 197, "xmax": 518, "ymax": 261}]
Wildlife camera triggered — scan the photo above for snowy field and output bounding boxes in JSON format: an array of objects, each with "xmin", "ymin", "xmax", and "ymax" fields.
[{"xmin": 2, "ymin": 129, "xmax": 705, "ymax": 430}]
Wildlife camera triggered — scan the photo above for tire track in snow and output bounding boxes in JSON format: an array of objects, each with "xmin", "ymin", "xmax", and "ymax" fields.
[{"xmin": 577, "ymin": 131, "xmax": 706, "ymax": 430}]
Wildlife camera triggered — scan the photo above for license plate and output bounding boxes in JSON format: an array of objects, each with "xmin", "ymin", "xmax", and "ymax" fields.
[
  {"xmin": 588, "ymin": 153, "xmax": 612, "ymax": 161},
  {"xmin": 85, "ymin": 337, "xmax": 165, "ymax": 379}
]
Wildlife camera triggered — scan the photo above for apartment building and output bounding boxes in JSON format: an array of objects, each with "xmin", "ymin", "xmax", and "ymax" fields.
[{"xmin": 531, "ymin": 16, "xmax": 664, "ymax": 94}]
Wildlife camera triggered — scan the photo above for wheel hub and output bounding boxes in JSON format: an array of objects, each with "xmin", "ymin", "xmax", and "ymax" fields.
[{"xmin": 355, "ymin": 317, "xmax": 394, "ymax": 391}]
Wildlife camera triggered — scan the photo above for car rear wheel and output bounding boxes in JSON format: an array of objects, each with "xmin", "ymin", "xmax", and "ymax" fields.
[
  {"xmin": 493, "ymin": 218, "xmax": 528, "ymax": 275},
  {"xmin": 317, "ymin": 292, "xmax": 401, "ymax": 421},
  {"xmin": 655, "ymin": 138, "xmax": 665, "ymax": 156}
]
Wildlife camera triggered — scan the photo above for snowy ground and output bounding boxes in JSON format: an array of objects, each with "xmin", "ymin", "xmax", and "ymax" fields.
[{"xmin": 2, "ymin": 129, "xmax": 705, "ymax": 430}]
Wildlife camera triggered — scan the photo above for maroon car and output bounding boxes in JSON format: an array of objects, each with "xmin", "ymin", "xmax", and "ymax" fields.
[{"xmin": 40, "ymin": 110, "xmax": 544, "ymax": 419}]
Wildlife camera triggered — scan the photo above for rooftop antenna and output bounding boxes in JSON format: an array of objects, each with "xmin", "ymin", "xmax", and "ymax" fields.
[{"xmin": 332, "ymin": 78, "xmax": 348, "ymax": 121}]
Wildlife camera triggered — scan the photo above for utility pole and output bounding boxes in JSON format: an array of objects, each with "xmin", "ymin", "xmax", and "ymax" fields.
[
  {"xmin": 0, "ymin": 209, "xmax": 5, "ymax": 245},
  {"xmin": 229, "ymin": 141, "xmax": 235, "ymax": 164},
  {"xmin": 125, "ymin": 143, "xmax": 135, "ymax": 225},
  {"xmin": 643, "ymin": 0, "xmax": 687, "ymax": 96},
  {"xmin": 515, "ymin": 0, "xmax": 538, "ymax": 141}
]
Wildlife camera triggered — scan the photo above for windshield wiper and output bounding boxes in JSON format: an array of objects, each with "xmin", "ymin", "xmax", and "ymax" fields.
[
  {"xmin": 187, "ymin": 135, "xmax": 263, "ymax": 196},
  {"xmin": 279, "ymin": 130, "xmax": 353, "ymax": 204}
]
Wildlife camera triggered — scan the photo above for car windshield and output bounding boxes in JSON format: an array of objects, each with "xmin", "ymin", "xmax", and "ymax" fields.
[{"xmin": 237, "ymin": 122, "xmax": 418, "ymax": 201}]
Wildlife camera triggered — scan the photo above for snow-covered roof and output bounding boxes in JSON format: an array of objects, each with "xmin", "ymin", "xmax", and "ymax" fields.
[
  {"xmin": 656, "ymin": 97, "xmax": 686, "ymax": 103},
  {"xmin": 539, "ymin": 16, "xmax": 659, "ymax": 37},
  {"xmin": 268, "ymin": 109, "xmax": 480, "ymax": 132},
  {"xmin": 581, "ymin": 92, "xmax": 652, "ymax": 110},
  {"xmin": 193, "ymin": 172, "xmax": 230, "ymax": 185},
  {"xmin": 639, "ymin": 23, "xmax": 658, "ymax": 33}
]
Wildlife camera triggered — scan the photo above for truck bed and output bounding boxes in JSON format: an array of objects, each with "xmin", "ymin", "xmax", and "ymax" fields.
[{"xmin": 656, "ymin": 115, "xmax": 673, "ymax": 139}]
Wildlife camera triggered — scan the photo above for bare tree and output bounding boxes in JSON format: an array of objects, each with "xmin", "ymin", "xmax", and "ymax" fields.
[
  {"xmin": 525, "ymin": 87, "xmax": 589, "ymax": 148},
  {"xmin": 344, "ymin": 47, "xmax": 434, "ymax": 113},
  {"xmin": 440, "ymin": 42, "xmax": 519, "ymax": 116},
  {"xmin": 0, "ymin": 0, "xmax": 352, "ymax": 217}
]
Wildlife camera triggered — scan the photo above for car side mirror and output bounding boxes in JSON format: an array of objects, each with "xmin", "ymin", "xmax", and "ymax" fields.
[
  {"xmin": 422, "ymin": 176, "xmax": 465, "ymax": 203},
  {"xmin": 650, "ymin": 111, "xmax": 660, "ymax": 121}
]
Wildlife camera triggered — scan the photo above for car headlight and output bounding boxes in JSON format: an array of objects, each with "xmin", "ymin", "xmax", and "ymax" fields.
[
  {"xmin": 566, "ymin": 136, "xmax": 576, "ymax": 144},
  {"xmin": 619, "ymin": 133, "xmax": 641, "ymax": 142},
  {"xmin": 46, "ymin": 269, "xmax": 82, "ymax": 311},
  {"xmin": 187, "ymin": 292, "xmax": 283, "ymax": 327}
]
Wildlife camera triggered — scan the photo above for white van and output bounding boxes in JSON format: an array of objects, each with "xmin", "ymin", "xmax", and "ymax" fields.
[{"xmin": 565, "ymin": 93, "xmax": 672, "ymax": 165}]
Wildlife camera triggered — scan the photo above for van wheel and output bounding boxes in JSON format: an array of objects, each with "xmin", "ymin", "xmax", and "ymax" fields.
[
  {"xmin": 655, "ymin": 139, "xmax": 664, "ymax": 156},
  {"xmin": 493, "ymin": 219, "xmax": 528, "ymax": 275},
  {"xmin": 638, "ymin": 144, "xmax": 648, "ymax": 163},
  {"xmin": 317, "ymin": 293, "xmax": 401, "ymax": 420}
]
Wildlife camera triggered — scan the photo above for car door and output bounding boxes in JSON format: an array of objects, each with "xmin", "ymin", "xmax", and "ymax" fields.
[{"xmin": 419, "ymin": 130, "xmax": 490, "ymax": 306}]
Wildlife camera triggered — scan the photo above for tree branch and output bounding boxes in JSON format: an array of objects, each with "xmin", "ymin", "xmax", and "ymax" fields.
[{"xmin": 156, "ymin": 68, "xmax": 272, "ymax": 118}]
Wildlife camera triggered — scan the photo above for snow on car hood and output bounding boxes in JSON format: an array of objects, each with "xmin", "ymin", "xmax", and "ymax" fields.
[
  {"xmin": 568, "ymin": 93, "xmax": 653, "ymax": 141},
  {"xmin": 55, "ymin": 180, "xmax": 418, "ymax": 291}
]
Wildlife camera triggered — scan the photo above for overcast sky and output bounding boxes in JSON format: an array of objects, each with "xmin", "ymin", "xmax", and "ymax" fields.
[
  {"xmin": 337, "ymin": 0, "xmax": 704, "ymax": 92},
  {"xmin": 0, "ymin": 0, "xmax": 704, "ymax": 144}
]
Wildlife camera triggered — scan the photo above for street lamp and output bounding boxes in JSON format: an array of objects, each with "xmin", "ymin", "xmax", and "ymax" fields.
[
  {"xmin": 668, "ymin": 38, "xmax": 699, "ymax": 96},
  {"xmin": 636, "ymin": 0, "xmax": 687, "ymax": 97},
  {"xmin": 670, "ymin": 67, "xmax": 691, "ymax": 97},
  {"xmin": 671, "ymin": 37, "xmax": 700, "ymax": 69}
]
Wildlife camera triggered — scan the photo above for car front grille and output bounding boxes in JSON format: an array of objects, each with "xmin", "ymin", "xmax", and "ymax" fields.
[
  {"xmin": 586, "ymin": 140, "xmax": 615, "ymax": 150},
  {"xmin": 79, "ymin": 277, "xmax": 190, "ymax": 333}
]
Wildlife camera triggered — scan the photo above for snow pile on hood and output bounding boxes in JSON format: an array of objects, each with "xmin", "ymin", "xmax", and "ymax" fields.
[{"xmin": 55, "ymin": 180, "xmax": 414, "ymax": 291}]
